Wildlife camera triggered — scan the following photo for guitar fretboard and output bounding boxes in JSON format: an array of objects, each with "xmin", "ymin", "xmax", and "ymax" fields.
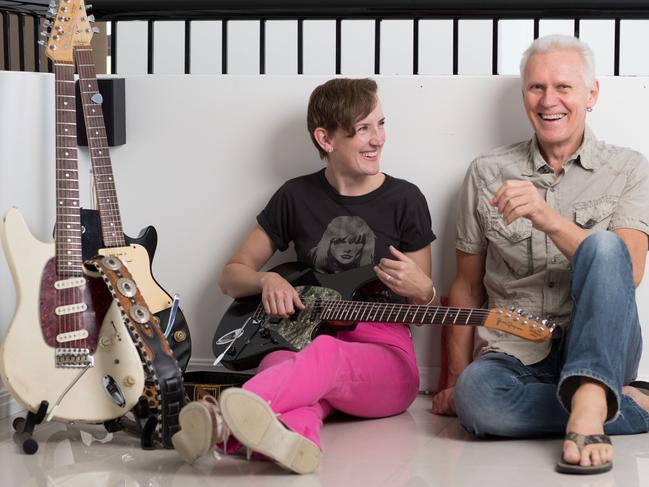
[
  {"xmin": 319, "ymin": 300, "xmax": 489, "ymax": 326},
  {"xmin": 74, "ymin": 47, "xmax": 125, "ymax": 248},
  {"xmin": 55, "ymin": 62, "xmax": 83, "ymax": 277}
]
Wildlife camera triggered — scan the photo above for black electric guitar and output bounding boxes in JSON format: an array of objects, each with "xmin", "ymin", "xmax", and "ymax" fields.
[
  {"xmin": 212, "ymin": 262, "xmax": 555, "ymax": 371},
  {"xmin": 72, "ymin": 11, "xmax": 191, "ymax": 370}
]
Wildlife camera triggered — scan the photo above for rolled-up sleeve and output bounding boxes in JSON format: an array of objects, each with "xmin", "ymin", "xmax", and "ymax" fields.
[
  {"xmin": 609, "ymin": 154, "xmax": 649, "ymax": 236},
  {"xmin": 456, "ymin": 160, "xmax": 488, "ymax": 255}
]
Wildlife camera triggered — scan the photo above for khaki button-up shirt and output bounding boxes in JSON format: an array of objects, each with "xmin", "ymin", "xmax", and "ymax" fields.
[{"xmin": 457, "ymin": 128, "xmax": 649, "ymax": 365}]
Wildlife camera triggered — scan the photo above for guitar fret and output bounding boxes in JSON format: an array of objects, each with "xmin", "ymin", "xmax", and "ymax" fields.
[
  {"xmin": 343, "ymin": 303, "xmax": 354, "ymax": 321},
  {"xmin": 464, "ymin": 309, "xmax": 473, "ymax": 325},
  {"xmin": 421, "ymin": 306, "xmax": 430, "ymax": 323},
  {"xmin": 378, "ymin": 304, "xmax": 387, "ymax": 322},
  {"xmin": 430, "ymin": 307, "xmax": 440, "ymax": 324},
  {"xmin": 363, "ymin": 301, "xmax": 375, "ymax": 321},
  {"xmin": 389, "ymin": 303, "xmax": 397, "ymax": 322},
  {"xmin": 441, "ymin": 308, "xmax": 450, "ymax": 324},
  {"xmin": 409, "ymin": 305, "xmax": 418, "ymax": 323},
  {"xmin": 452, "ymin": 308, "xmax": 460, "ymax": 324}
]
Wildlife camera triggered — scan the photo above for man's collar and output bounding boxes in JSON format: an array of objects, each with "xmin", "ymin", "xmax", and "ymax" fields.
[{"xmin": 527, "ymin": 126, "xmax": 598, "ymax": 174}]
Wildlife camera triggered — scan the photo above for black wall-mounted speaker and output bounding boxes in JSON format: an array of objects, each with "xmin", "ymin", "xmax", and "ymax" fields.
[{"xmin": 75, "ymin": 77, "xmax": 126, "ymax": 147}]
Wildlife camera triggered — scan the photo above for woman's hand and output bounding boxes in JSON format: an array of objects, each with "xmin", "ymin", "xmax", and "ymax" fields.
[
  {"xmin": 374, "ymin": 245, "xmax": 435, "ymax": 304},
  {"xmin": 260, "ymin": 272, "xmax": 305, "ymax": 318}
]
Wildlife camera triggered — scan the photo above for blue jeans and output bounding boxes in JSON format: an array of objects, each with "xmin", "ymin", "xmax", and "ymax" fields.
[{"xmin": 455, "ymin": 232, "xmax": 649, "ymax": 437}]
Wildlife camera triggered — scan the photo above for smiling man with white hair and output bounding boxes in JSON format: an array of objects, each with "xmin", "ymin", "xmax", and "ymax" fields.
[{"xmin": 432, "ymin": 34, "xmax": 649, "ymax": 475}]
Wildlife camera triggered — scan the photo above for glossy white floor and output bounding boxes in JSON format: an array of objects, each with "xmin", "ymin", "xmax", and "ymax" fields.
[{"xmin": 2, "ymin": 395, "xmax": 648, "ymax": 487}]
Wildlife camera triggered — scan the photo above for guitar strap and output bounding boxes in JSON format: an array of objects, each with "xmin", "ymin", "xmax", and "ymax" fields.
[{"xmin": 84, "ymin": 255, "xmax": 184, "ymax": 448}]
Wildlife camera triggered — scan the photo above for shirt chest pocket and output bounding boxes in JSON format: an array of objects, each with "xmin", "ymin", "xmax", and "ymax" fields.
[
  {"xmin": 485, "ymin": 211, "xmax": 534, "ymax": 278},
  {"xmin": 573, "ymin": 197, "xmax": 618, "ymax": 231}
]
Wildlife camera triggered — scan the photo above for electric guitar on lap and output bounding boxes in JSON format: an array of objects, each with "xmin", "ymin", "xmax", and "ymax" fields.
[
  {"xmin": 72, "ymin": 11, "xmax": 191, "ymax": 370},
  {"xmin": 212, "ymin": 262, "xmax": 556, "ymax": 371},
  {"xmin": 0, "ymin": 0, "xmax": 145, "ymax": 423}
]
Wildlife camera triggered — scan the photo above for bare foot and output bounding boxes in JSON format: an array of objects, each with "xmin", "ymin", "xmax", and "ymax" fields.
[
  {"xmin": 623, "ymin": 385, "xmax": 649, "ymax": 411},
  {"xmin": 563, "ymin": 380, "xmax": 613, "ymax": 468}
]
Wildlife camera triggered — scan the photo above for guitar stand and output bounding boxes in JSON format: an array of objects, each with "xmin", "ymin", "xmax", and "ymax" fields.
[
  {"xmin": 12, "ymin": 400, "xmax": 48, "ymax": 454},
  {"xmin": 103, "ymin": 396, "xmax": 158, "ymax": 450}
]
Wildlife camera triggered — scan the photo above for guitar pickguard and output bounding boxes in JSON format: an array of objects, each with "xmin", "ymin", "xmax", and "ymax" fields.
[{"xmin": 263, "ymin": 286, "xmax": 342, "ymax": 350}]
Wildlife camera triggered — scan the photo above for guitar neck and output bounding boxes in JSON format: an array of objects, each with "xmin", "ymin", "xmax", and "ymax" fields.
[
  {"xmin": 74, "ymin": 46, "xmax": 125, "ymax": 248},
  {"xmin": 320, "ymin": 300, "xmax": 488, "ymax": 327},
  {"xmin": 54, "ymin": 62, "xmax": 83, "ymax": 277}
]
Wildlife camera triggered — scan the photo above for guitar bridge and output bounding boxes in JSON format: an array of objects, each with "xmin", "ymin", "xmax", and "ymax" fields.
[{"xmin": 55, "ymin": 348, "xmax": 94, "ymax": 368}]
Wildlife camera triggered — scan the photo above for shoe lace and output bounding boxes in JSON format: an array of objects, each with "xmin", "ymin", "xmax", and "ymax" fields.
[{"xmin": 201, "ymin": 395, "xmax": 232, "ymax": 452}]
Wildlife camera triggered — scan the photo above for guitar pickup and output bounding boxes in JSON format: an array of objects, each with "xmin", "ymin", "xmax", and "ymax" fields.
[
  {"xmin": 54, "ymin": 277, "xmax": 86, "ymax": 290},
  {"xmin": 55, "ymin": 303, "xmax": 88, "ymax": 316},
  {"xmin": 56, "ymin": 329, "xmax": 89, "ymax": 343}
]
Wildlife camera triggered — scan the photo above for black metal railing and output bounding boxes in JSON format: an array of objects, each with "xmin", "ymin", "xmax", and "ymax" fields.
[{"xmin": 1, "ymin": 0, "xmax": 649, "ymax": 75}]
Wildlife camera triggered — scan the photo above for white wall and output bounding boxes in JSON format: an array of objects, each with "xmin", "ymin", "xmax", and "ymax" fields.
[{"xmin": 3, "ymin": 72, "xmax": 649, "ymax": 412}]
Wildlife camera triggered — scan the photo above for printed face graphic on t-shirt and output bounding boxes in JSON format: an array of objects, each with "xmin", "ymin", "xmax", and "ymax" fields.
[
  {"xmin": 310, "ymin": 216, "xmax": 375, "ymax": 273},
  {"xmin": 329, "ymin": 235, "xmax": 366, "ymax": 265}
]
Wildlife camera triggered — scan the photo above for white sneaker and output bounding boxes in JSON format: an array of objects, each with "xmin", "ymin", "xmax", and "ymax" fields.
[
  {"xmin": 172, "ymin": 395, "xmax": 230, "ymax": 463},
  {"xmin": 219, "ymin": 388, "xmax": 321, "ymax": 474}
]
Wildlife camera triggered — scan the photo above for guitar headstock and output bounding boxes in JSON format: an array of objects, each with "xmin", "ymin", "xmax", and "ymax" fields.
[
  {"xmin": 41, "ymin": 0, "xmax": 82, "ymax": 63},
  {"xmin": 74, "ymin": 0, "xmax": 95, "ymax": 46},
  {"xmin": 483, "ymin": 306, "xmax": 555, "ymax": 343}
]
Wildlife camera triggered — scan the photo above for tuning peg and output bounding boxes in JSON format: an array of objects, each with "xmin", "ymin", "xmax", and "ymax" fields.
[
  {"xmin": 40, "ymin": 30, "xmax": 49, "ymax": 37},
  {"xmin": 38, "ymin": 39, "xmax": 47, "ymax": 46},
  {"xmin": 87, "ymin": 14, "xmax": 95, "ymax": 22},
  {"xmin": 541, "ymin": 319, "xmax": 548, "ymax": 325},
  {"xmin": 48, "ymin": 0, "xmax": 57, "ymax": 7},
  {"xmin": 92, "ymin": 26, "xmax": 100, "ymax": 33},
  {"xmin": 43, "ymin": 20, "xmax": 52, "ymax": 27},
  {"xmin": 515, "ymin": 308, "xmax": 523, "ymax": 315}
]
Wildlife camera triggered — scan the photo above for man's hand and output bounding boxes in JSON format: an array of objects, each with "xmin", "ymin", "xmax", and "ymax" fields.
[
  {"xmin": 260, "ymin": 272, "xmax": 305, "ymax": 318},
  {"xmin": 374, "ymin": 245, "xmax": 434, "ymax": 303},
  {"xmin": 432, "ymin": 387, "xmax": 457, "ymax": 416},
  {"xmin": 491, "ymin": 180, "xmax": 559, "ymax": 232}
]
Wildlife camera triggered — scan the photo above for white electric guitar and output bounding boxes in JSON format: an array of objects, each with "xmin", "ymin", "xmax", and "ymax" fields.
[{"xmin": 0, "ymin": 0, "xmax": 144, "ymax": 423}]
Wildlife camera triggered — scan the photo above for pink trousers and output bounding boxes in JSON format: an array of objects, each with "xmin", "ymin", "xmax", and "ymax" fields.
[{"xmin": 237, "ymin": 323, "xmax": 420, "ymax": 450}]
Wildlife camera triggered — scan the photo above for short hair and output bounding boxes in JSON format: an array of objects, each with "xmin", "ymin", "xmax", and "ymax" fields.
[
  {"xmin": 519, "ymin": 34, "xmax": 596, "ymax": 87},
  {"xmin": 307, "ymin": 78, "xmax": 378, "ymax": 159}
]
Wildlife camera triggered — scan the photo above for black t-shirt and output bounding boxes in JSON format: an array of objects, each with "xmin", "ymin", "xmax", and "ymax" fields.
[{"xmin": 257, "ymin": 169, "xmax": 435, "ymax": 273}]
